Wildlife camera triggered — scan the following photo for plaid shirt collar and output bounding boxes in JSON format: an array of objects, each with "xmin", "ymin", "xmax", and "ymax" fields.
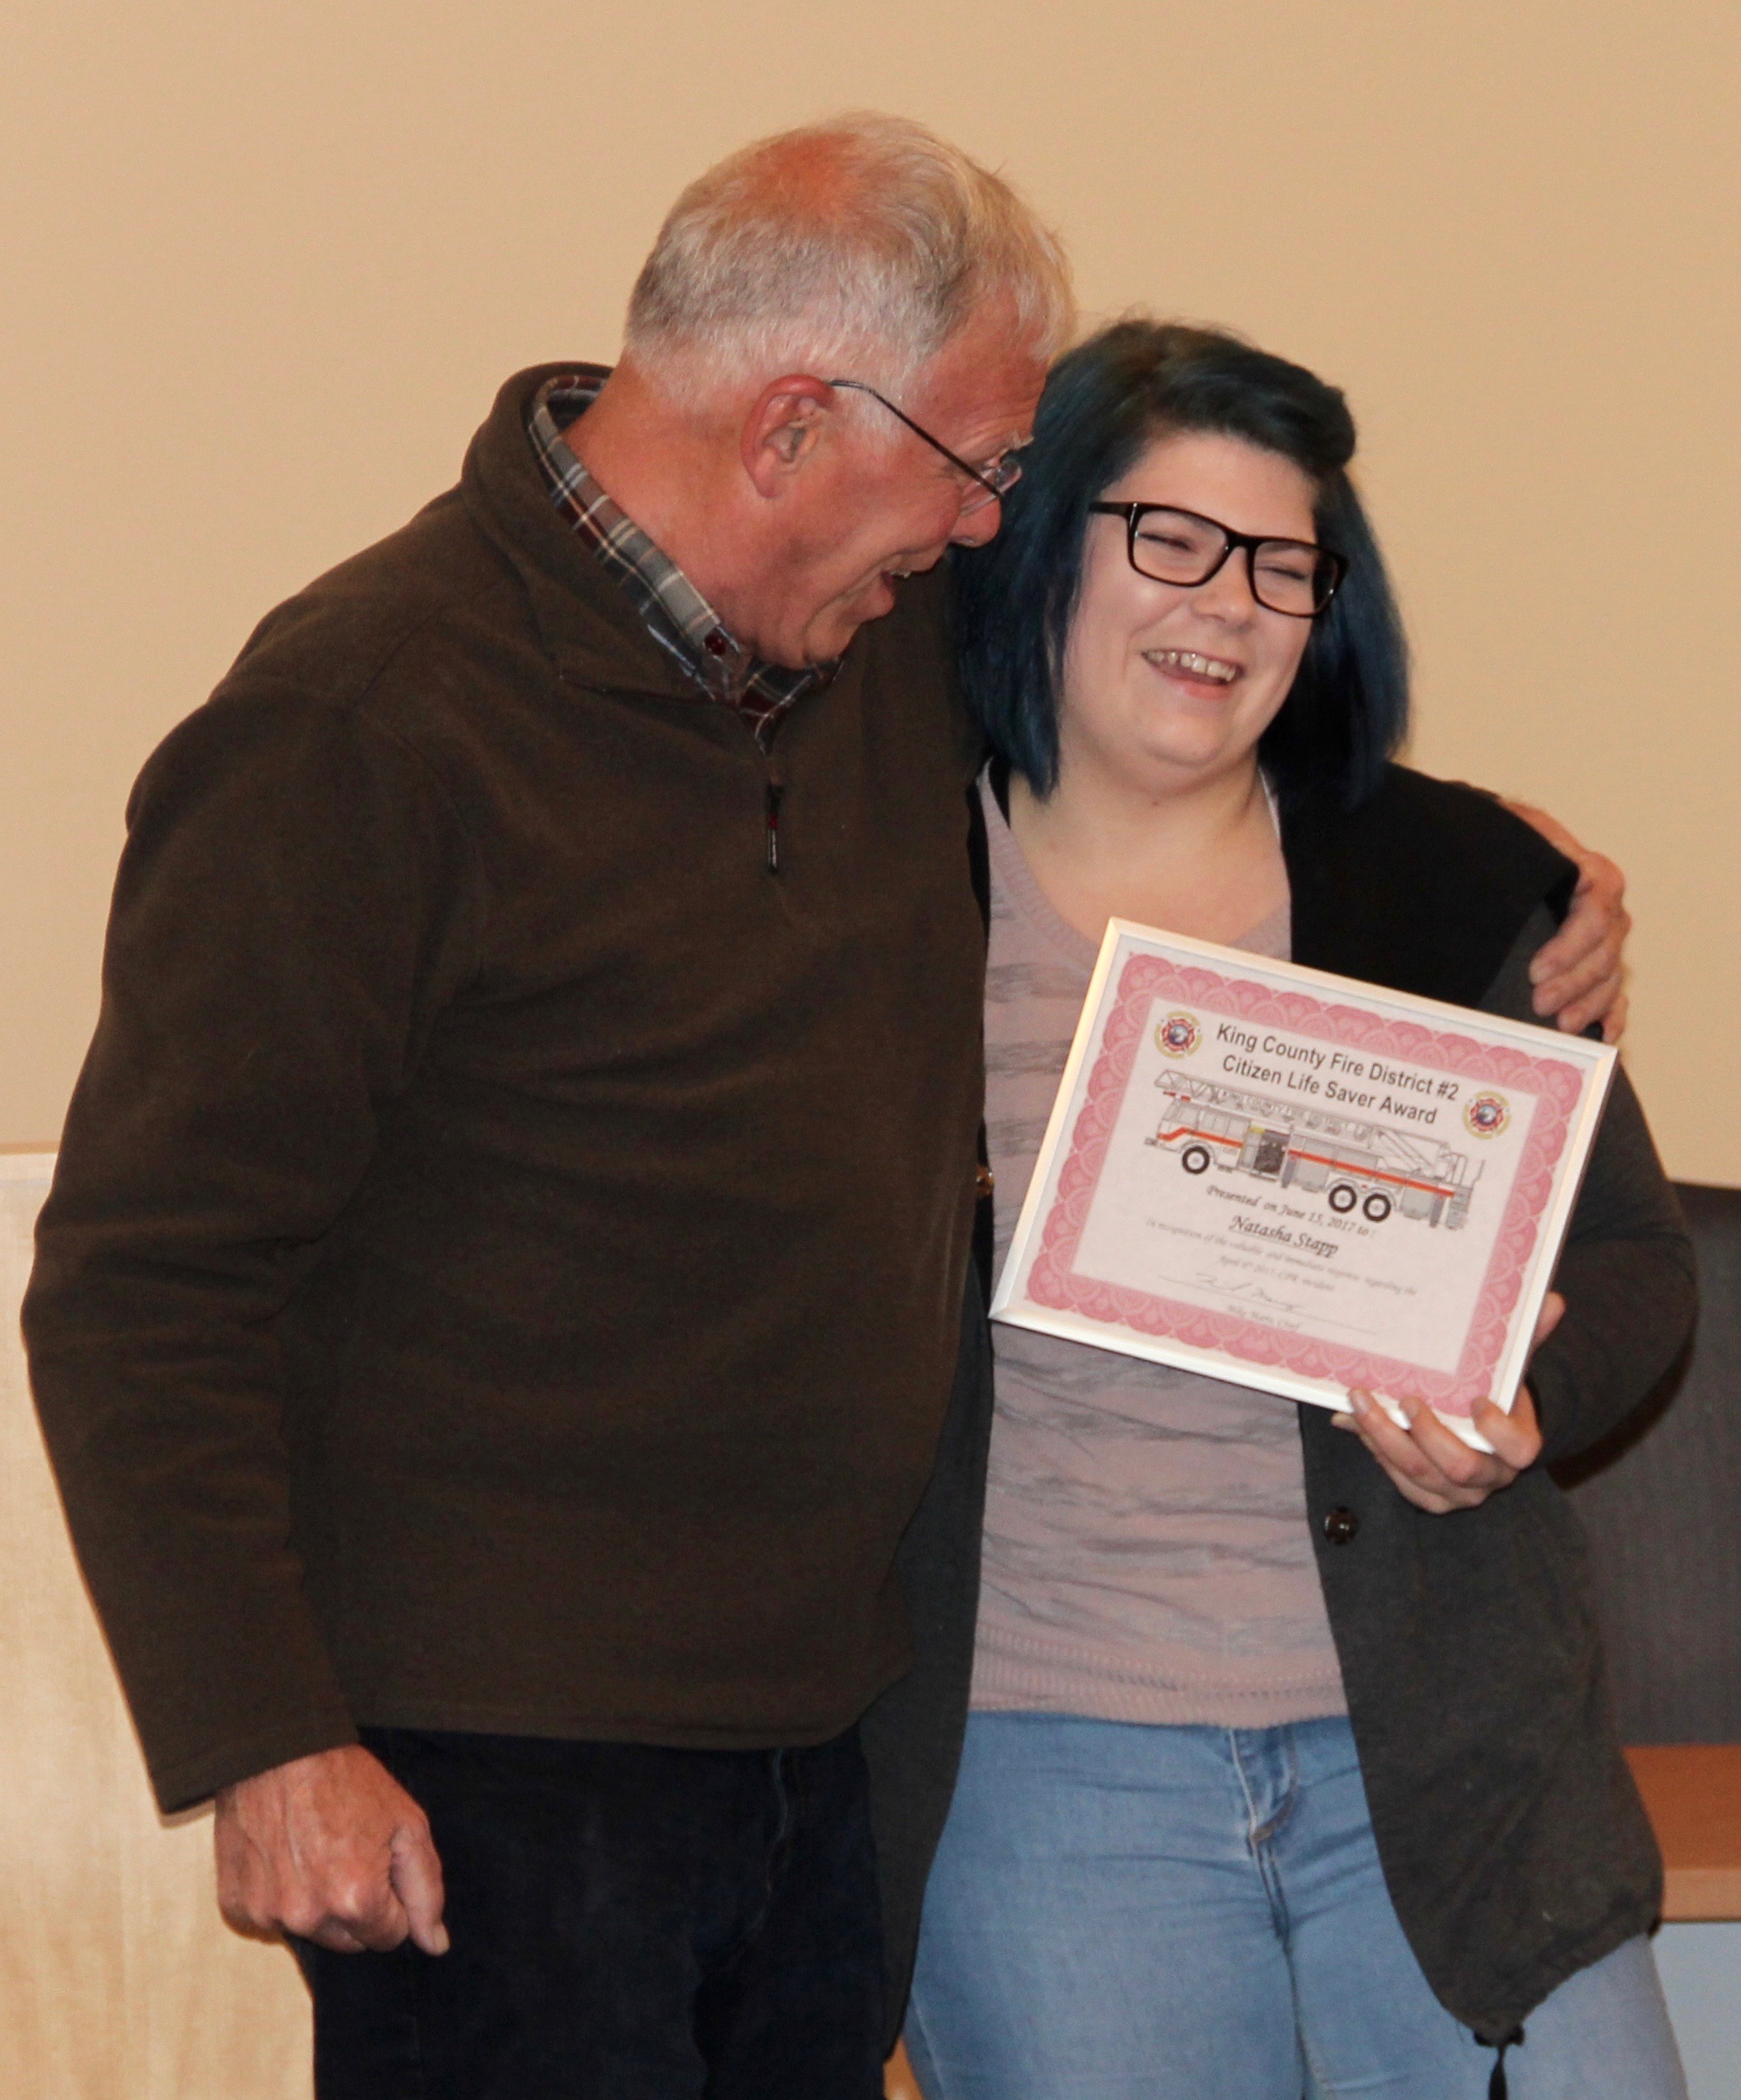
[{"xmin": 527, "ymin": 368, "xmax": 833, "ymax": 748}]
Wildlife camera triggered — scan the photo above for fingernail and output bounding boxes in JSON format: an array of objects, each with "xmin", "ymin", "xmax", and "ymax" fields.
[
  {"xmin": 433, "ymin": 1925, "xmax": 451, "ymax": 1955},
  {"xmin": 1348, "ymin": 1390, "xmax": 1370, "ymax": 1417}
]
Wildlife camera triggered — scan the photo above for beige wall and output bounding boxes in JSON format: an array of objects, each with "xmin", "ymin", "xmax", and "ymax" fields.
[{"xmin": 3, "ymin": 1, "xmax": 1737, "ymax": 1177}]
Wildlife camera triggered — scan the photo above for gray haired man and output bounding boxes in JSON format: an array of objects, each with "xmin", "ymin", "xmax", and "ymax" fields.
[
  {"xmin": 26, "ymin": 115, "xmax": 1067, "ymax": 2098},
  {"xmin": 25, "ymin": 115, "xmax": 1623, "ymax": 2098}
]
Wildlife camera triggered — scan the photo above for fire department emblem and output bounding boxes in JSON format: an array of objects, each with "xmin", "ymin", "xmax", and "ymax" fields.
[
  {"xmin": 1154, "ymin": 1011, "xmax": 1201, "ymax": 1059},
  {"xmin": 1464, "ymin": 1092, "xmax": 1510, "ymax": 1139}
]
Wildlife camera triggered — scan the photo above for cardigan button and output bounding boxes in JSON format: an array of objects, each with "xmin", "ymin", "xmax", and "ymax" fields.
[
  {"xmin": 975, "ymin": 1164, "xmax": 996, "ymax": 1199},
  {"xmin": 1322, "ymin": 1505, "xmax": 1360, "ymax": 1545}
]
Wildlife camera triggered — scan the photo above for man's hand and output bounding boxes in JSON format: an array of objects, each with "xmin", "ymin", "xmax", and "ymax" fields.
[
  {"xmin": 1505, "ymin": 800, "xmax": 1631, "ymax": 1041},
  {"xmin": 215, "ymin": 1743, "xmax": 449, "ymax": 1956},
  {"xmin": 1334, "ymin": 1293, "xmax": 1562, "ymax": 1513}
]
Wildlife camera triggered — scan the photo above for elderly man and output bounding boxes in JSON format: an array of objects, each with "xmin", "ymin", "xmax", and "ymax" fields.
[{"xmin": 24, "ymin": 116, "xmax": 1623, "ymax": 2098}]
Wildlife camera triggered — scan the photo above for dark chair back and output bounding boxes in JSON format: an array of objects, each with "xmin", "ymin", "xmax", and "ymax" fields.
[{"xmin": 1559, "ymin": 1182, "xmax": 1741, "ymax": 1742}]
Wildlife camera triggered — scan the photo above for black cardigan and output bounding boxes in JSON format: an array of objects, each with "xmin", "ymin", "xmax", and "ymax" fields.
[{"xmin": 862, "ymin": 763, "xmax": 1695, "ymax": 2046}]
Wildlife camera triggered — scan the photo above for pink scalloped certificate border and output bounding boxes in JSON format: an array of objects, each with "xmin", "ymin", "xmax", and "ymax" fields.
[{"xmin": 1022, "ymin": 952, "xmax": 1589, "ymax": 1415}]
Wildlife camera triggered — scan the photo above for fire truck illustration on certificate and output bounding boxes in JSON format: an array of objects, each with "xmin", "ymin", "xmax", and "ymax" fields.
[{"xmin": 1146, "ymin": 1070, "xmax": 1479, "ymax": 1229}]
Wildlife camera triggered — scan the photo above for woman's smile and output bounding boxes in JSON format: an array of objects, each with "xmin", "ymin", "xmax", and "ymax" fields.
[{"xmin": 1141, "ymin": 645, "xmax": 1242, "ymax": 688}]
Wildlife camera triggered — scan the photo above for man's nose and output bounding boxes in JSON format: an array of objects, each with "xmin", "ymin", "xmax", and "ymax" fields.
[{"xmin": 949, "ymin": 494, "xmax": 1005, "ymax": 549}]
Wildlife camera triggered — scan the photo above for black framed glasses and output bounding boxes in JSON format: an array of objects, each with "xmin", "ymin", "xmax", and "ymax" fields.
[
  {"xmin": 1088, "ymin": 502, "xmax": 1346, "ymax": 617},
  {"xmin": 829, "ymin": 379, "xmax": 1022, "ymax": 515}
]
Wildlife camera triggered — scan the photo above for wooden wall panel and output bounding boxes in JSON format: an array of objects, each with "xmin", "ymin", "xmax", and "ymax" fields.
[{"xmin": 0, "ymin": 1155, "xmax": 312, "ymax": 2100}]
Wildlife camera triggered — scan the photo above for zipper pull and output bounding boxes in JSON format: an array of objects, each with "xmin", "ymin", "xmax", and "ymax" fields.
[{"xmin": 765, "ymin": 782, "xmax": 785, "ymax": 874}]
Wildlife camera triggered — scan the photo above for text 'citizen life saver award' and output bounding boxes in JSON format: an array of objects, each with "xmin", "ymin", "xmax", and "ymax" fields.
[{"xmin": 991, "ymin": 922, "xmax": 1616, "ymax": 1443}]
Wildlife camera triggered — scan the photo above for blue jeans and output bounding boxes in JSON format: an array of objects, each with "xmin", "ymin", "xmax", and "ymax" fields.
[
  {"xmin": 292, "ymin": 1724, "xmax": 885, "ymax": 2100},
  {"xmin": 906, "ymin": 1712, "xmax": 1685, "ymax": 2100}
]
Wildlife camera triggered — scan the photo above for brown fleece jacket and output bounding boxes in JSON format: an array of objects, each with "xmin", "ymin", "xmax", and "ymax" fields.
[{"xmin": 24, "ymin": 365, "xmax": 987, "ymax": 1812}]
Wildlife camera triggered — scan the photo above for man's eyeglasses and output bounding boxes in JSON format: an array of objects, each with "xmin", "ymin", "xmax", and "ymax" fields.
[
  {"xmin": 829, "ymin": 380, "xmax": 1022, "ymax": 516},
  {"xmin": 1088, "ymin": 502, "xmax": 1346, "ymax": 618}
]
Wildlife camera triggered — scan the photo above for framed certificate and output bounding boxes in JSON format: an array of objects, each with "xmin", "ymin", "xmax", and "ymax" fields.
[{"xmin": 991, "ymin": 921, "xmax": 1616, "ymax": 1442}]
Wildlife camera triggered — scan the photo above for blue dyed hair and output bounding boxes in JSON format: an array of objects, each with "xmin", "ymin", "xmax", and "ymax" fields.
[{"xmin": 955, "ymin": 319, "xmax": 1409, "ymax": 810}]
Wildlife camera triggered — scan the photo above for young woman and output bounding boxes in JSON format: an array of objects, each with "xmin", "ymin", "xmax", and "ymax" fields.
[{"xmin": 901, "ymin": 322, "xmax": 1695, "ymax": 2100}]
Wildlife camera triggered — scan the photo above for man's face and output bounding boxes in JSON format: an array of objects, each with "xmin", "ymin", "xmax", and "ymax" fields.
[{"xmin": 741, "ymin": 308, "xmax": 1049, "ymax": 669}]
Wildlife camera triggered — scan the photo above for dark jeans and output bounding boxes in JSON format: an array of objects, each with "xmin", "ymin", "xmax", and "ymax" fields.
[{"xmin": 292, "ymin": 1724, "xmax": 885, "ymax": 2100}]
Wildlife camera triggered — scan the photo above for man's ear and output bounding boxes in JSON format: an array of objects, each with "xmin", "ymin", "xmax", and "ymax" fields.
[{"xmin": 741, "ymin": 376, "xmax": 836, "ymax": 497}]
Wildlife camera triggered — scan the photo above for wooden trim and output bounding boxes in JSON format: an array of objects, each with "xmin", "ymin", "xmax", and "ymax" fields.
[
  {"xmin": 885, "ymin": 2041, "xmax": 922, "ymax": 2100},
  {"xmin": 1626, "ymin": 1746, "xmax": 1741, "ymax": 1921}
]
